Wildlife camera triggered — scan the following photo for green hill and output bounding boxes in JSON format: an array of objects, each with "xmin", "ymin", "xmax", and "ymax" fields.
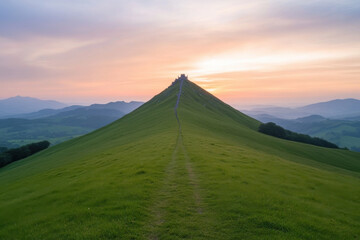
[{"xmin": 0, "ymin": 77, "xmax": 359, "ymax": 239}]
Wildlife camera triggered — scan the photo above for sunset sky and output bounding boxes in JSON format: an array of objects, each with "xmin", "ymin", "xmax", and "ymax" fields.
[{"xmin": 1, "ymin": 0, "xmax": 359, "ymax": 107}]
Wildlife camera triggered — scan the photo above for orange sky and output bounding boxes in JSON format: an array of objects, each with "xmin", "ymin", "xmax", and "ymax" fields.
[{"xmin": 1, "ymin": 0, "xmax": 359, "ymax": 107}]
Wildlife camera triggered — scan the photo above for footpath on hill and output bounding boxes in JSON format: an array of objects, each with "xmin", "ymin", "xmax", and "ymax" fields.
[{"xmin": 147, "ymin": 79, "xmax": 212, "ymax": 239}]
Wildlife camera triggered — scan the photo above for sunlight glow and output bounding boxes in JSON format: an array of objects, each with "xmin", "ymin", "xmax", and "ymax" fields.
[{"xmin": 190, "ymin": 50, "xmax": 352, "ymax": 77}]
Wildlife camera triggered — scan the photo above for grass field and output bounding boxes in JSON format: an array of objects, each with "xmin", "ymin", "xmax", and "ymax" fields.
[{"xmin": 0, "ymin": 79, "xmax": 359, "ymax": 239}]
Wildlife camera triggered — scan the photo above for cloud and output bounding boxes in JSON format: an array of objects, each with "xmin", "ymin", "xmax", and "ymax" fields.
[
  {"xmin": 0, "ymin": 1, "xmax": 139, "ymax": 39},
  {"xmin": 0, "ymin": 0, "xmax": 359, "ymax": 105},
  {"xmin": 0, "ymin": 55, "xmax": 56, "ymax": 81}
]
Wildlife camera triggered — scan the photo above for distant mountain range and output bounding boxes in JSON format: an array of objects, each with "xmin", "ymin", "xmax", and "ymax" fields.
[
  {"xmin": 242, "ymin": 98, "xmax": 360, "ymax": 119},
  {"xmin": 0, "ymin": 101, "xmax": 143, "ymax": 149},
  {"xmin": 0, "ymin": 96, "xmax": 68, "ymax": 118},
  {"xmin": 9, "ymin": 101, "xmax": 143, "ymax": 120}
]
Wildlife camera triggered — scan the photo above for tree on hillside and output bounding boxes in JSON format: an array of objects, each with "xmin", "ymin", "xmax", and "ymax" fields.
[
  {"xmin": 258, "ymin": 122, "xmax": 339, "ymax": 149},
  {"xmin": 259, "ymin": 122, "xmax": 286, "ymax": 138},
  {"xmin": 0, "ymin": 140, "xmax": 51, "ymax": 168}
]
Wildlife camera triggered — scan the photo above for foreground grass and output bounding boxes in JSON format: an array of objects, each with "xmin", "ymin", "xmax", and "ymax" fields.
[
  {"xmin": 182, "ymin": 131, "xmax": 360, "ymax": 239},
  {"xmin": 0, "ymin": 79, "xmax": 359, "ymax": 239}
]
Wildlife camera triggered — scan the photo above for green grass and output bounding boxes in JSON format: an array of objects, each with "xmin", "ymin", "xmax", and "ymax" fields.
[{"xmin": 0, "ymin": 79, "xmax": 359, "ymax": 239}]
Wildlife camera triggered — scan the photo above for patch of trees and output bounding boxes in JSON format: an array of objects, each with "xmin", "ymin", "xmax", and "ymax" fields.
[
  {"xmin": 259, "ymin": 122, "xmax": 339, "ymax": 149},
  {"xmin": 0, "ymin": 141, "xmax": 50, "ymax": 168}
]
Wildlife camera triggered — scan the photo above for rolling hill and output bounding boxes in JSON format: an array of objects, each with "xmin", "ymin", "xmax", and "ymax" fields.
[
  {"xmin": 0, "ymin": 101, "xmax": 143, "ymax": 149},
  {"xmin": 298, "ymin": 99, "xmax": 360, "ymax": 118},
  {"xmin": 0, "ymin": 96, "xmax": 67, "ymax": 118},
  {"xmin": 7, "ymin": 105, "xmax": 84, "ymax": 119},
  {"xmin": 0, "ymin": 77, "xmax": 359, "ymax": 239},
  {"xmin": 10, "ymin": 101, "xmax": 143, "ymax": 120},
  {"xmin": 253, "ymin": 114, "xmax": 360, "ymax": 152}
]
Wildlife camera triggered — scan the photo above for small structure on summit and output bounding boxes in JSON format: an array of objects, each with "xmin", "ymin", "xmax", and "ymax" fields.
[
  {"xmin": 178, "ymin": 74, "xmax": 188, "ymax": 80},
  {"xmin": 173, "ymin": 74, "xmax": 188, "ymax": 84}
]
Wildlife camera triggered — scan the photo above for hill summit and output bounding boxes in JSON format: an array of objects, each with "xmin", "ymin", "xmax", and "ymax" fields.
[{"xmin": 0, "ymin": 76, "xmax": 359, "ymax": 239}]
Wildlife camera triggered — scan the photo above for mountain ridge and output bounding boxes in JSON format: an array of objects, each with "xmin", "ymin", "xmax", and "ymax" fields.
[
  {"xmin": 243, "ymin": 98, "xmax": 360, "ymax": 119},
  {"xmin": 0, "ymin": 96, "xmax": 68, "ymax": 118}
]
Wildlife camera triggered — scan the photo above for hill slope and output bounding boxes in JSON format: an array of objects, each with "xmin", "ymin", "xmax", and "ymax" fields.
[{"xmin": 0, "ymin": 78, "xmax": 359, "ymax": 239}]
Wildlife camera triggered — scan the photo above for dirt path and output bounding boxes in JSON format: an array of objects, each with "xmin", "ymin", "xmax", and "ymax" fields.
[
  {"xmin": 174, "ymin": 77, "xmax": 184, "ymax": 125},
  {"xmin": 147, "ymin": 79, "xmax": 208, "ymax": 239}
]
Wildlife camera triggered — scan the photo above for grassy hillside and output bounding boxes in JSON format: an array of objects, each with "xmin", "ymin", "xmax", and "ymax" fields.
[{"xmin": 0, "ymin": 79, "xmax": 359, "ymax": 239}]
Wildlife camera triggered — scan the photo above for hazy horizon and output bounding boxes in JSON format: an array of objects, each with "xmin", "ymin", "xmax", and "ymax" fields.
[{"xmin": 1, "ymin": 93, "xmax": 359, "ymax": 110}]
